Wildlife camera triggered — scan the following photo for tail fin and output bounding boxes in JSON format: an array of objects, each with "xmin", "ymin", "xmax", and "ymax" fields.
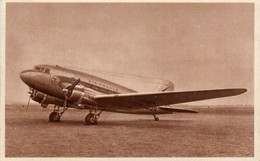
[{"xmin": 157, "ymin": 80, "xmax": 174, "ymax": 92}]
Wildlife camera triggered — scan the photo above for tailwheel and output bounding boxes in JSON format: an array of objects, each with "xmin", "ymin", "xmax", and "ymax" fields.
[
  {"xmin": 85, "ymin": 113, "xmax": 98, "ymax": 125},
  {"xmin": 150, "ymin": 107, "xmax": 159, "ymax": 121},
  {"xmin": 153, "ymin": 114, "xmax": 159, "ymax": 121},
  {"xmin": 49, "ymin": 111, "xmax": 60, "ymax": 122}
]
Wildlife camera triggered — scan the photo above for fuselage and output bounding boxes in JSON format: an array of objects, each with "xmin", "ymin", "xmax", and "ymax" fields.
[
  {"xmin": 20, "ymin": 65, "xmax": 136, "ymax": 106},
  {"xmin": 20, "ymin": 65, "xmax": 172, "ymax": 114},
  {"xmin": 20, "ymin": 65, "xmax": 136, "ymax": 96}
]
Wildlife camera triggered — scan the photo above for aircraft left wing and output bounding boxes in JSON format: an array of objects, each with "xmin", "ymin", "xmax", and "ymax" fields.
[{"xmin": 94, "ymin": 88, "xmax": 247, "ymax": 109}]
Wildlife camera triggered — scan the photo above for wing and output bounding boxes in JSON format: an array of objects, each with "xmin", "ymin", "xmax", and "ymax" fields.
[
  {"xmin": 159, "ymin": 106, "xmax": 198, "ymax": 113},
  {"xmin": 94, "ymin": 88, "xmax": 247, "ymax": 109}
]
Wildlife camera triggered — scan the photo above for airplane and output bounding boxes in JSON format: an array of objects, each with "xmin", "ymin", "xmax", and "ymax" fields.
[{"xmin": 20, "ymin": 65, "xmax": 247, "ymax": 125}]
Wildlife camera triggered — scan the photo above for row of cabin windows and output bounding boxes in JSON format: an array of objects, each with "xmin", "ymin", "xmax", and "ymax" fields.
[
  {"xmin": 34, "ymin": 66, "xmax": 50, "ymax": 74},
  {"xmin": 88, "ymin": 79, "xmax": 118, "ymax": 92}
]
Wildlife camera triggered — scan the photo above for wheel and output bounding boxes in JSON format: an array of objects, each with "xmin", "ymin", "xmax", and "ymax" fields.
[
  {"xmin": 49, "ymin": 112, "xmax": 60, "ymax": 122},
  {"xmin": 85, "ymin": 113, "xmax": 98, "ymax": 125},
  {"xmin": 85, "ymin": 113, "xmax": 97, "ymax": 125}
]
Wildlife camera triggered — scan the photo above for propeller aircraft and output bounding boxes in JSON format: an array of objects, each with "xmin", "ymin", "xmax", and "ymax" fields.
[{"xmin": 20, "ymin": 65, "xmax": 247, "ymax": 125}]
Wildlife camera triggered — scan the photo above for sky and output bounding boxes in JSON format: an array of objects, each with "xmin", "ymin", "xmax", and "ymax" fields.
[{"xmin": 5, "ymin": 3, "xmax": 254, "ymax": 105}]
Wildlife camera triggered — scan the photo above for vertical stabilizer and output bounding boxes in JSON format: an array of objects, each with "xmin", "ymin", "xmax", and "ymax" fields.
[{"xmin": 157, "ymin": 80, "xmax": 174, "ymax": 92}]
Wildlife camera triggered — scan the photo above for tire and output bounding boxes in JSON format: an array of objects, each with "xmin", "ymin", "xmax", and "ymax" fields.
[
  {"xmin": 85, "ymin": 113, "xmax": 97, "ymax": 125},
  {"xmin": 49, "ymin": 112, "xmax": 60, "ymax": 122}
]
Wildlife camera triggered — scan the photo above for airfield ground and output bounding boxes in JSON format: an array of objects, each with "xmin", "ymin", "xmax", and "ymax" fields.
[{"xmin": 5, "ymin": 105, "xmax": 253, "ymax": 157}]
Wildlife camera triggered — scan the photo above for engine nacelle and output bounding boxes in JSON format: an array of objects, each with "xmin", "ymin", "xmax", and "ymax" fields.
[
  {"xmin": 68, "ymin": 90, "xmax": 85, "ymax": 103},
  {"xmin": 67, "ymin": 89, "xmax": 97, "ymax": 106},
  {"xmin": 41, "ymin": 104, "xmax": 48, "ymax": 108},
  {"xmin": 31, "ymin": 89, "xmax": 97, "ymax": 108},
  {"xmin": 32, "ymin": 90, "xmax": 64, "ymax": 107}
]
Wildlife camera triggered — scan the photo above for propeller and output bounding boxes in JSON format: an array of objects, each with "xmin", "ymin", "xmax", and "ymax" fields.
[
  {"xmin": 26, "ymin": 96, "xmax": 31, "ymax": 112},
  {"xmin": 26, "ymin": 89, "xmax": 34, "ymax": 112},
  {"xmin": 59, "ymin": 78, "xmax": 80, "ymax": 112},
  {"xmin": 58, "ymin": 78, "xmax": 81, "ymax": 99}
]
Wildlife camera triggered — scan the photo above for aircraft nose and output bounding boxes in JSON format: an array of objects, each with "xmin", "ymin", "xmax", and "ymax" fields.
[{"xmin": 20, "ymin": 70, "xmax": 31, "ymax": 85}]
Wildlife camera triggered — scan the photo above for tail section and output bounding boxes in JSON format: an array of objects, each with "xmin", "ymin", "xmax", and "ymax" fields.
[{"xmin": 157, "ymin": 80, "xmax": 174, "ymax": 92}]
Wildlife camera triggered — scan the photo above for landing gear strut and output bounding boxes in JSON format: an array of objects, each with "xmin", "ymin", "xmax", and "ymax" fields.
[
  {"xmin": 85, "ymin": 107, "xmax": 104, "ymax": 125},
  {"xmin": 49, "ymin": 103, "xmax": 68, "ymax": 122},
  {"xmin": 152, "ymin": 114, "xmax": 159, "ymax": 121},
  {"xmin": 149, "ymin": 107, "xmax": 159, "ymax": 121}
]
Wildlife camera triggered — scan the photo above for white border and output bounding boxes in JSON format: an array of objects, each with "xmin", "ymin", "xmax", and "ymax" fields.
[
  {"xmin": 1, "ymin": 1, "xmax": 6, "ymax": 161},
  {"xmin": 254, "ymin": 1, "xmax": 259, "ymax": 160},
  {"xmin": 1, "ymin": 1, "xmax": 259, "ymax": 161}
]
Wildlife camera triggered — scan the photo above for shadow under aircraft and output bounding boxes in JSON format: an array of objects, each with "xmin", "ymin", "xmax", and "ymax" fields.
[{"xmin": 20, "ymin": 65, "xmax": 247, "ymax": 125}]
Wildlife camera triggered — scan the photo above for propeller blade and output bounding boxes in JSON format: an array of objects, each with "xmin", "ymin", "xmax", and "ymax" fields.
[
  {"xmin": 26, "ymin": 96, "xmax": 31, "ymax": 112},
  {"xmin": 56, "ymin": 77, "xmax": 80, "ymax": 99},
  {"xmin": 64, "ymin": 78, "xmax": 80, "ymax": 98},
  {"xmin": 68, "ymin": 78, "xmax": 80, "ymax": 91}
]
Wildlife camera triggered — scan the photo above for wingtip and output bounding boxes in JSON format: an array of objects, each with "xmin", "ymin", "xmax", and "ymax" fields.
[
  {"xmin": 240, "ymin": 88, "xmax": 247, "ymax": 94},
  {"xmin": 233, "ymin": 88, "xmax": 247, "ymax": 95}
]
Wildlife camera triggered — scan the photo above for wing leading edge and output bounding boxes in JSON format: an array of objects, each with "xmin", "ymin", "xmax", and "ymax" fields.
[{"xmin": 94, "ymin": 88, "xmax": 247, "ymax": 109}]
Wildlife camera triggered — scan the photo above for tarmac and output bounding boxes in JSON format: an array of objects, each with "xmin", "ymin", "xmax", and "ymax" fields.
[{"xmin": 5, "ymin": 105, "xmax": 254, "ymax": 157}]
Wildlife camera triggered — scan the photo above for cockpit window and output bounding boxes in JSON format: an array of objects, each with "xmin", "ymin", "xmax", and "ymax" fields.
[
  {"xmin": 45, "ymin": 68, "xmax": 50, "ymax": 74},
  {"xmin": 34, "ymin": 66, "xmax": 50, "ymax": 74},
  {"xmin": 35, "ymin": 66, "xmax": 41, "ymax": 71}
]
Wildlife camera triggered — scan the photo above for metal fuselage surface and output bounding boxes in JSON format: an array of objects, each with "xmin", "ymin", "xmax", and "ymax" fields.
[{"xmin": 20, "ymin": 65, "xmax": 170, "ymax": 114}]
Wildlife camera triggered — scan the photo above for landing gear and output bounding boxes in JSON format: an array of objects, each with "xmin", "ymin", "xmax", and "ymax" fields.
[
  {"xmin": 84, "ymin": 107, "xmax": 104, "ymax": 125},
  {"xmin": 49, "ymin": 111, "xmax": 60, "ymax": 122},
  {"xmin": 150, "ymin": 107, "xmax": 159, "ymax": 121},
  {"xmin": 85, "ymin": 113, "xmax": 98, "ymax": 125},
  {"xmin": 153, "ymin": 114, "xmax": 159, "ymax": 121},
  {"xmin": 49, "ymin": 104, "xmax": 68, "ymax": 122}
]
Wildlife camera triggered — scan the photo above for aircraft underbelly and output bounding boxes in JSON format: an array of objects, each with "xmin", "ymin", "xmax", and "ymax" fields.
[{"xmin": 104, "ymin": 107, "xmax": 172, "ymax": 115}]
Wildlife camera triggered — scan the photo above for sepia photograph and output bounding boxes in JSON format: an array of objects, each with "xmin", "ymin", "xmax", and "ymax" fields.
[{"xmin": 1, "ymin": 1, "xmax": 256, "ymax": 159}]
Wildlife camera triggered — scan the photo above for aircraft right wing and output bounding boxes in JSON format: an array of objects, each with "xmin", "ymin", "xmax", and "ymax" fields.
[
  {"xmin": 159, "ymin": 106, "xmax": 198, "ymax": 113},
  {"xmin": 94, "ymin": 88, "xmax": 247, "ymax": 109}
]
